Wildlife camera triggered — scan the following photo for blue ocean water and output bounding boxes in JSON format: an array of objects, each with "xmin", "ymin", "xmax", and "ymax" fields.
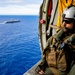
[{"xmin": 0, "ymin": 15, "xmax": 41, "ymax": 75}]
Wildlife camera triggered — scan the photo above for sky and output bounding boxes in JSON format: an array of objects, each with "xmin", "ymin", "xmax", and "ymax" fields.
[{"xmin": 0, "ymin": 0, "xmax": 43, "ymax": 15}]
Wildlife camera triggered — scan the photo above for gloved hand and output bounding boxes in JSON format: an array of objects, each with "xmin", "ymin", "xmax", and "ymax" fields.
[
  {"xmin": 35, "ymin": 63, "xmax": 45, "ymax": 74},
  {"xmin": 35, "ymin": 58, "xmax": 47, "ymax": 73},
  {"xmin": 35, "ymin": 65, "xmax": 41, "ymax": 73}
]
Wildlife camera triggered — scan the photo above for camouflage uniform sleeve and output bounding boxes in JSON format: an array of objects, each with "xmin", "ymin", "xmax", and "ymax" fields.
[
  {"xmin": 45, "ymin": 29, "xmax": 64, "ymax": 50},
  {"xmin": 54, "ymin": 29, "xmax": 64, "ymax": 41},
  {"xmin": 64, "ymin": 34, "xmax": 75, "ymax": 62},
  {"xmin": 35, "ymin": 37, "xmax": 53, "ymax": 73},
  {"xmin": 65, "ymin": 34, "xmax": 75, "ymax": 45},
  {"xmin": 45, "ymin": 29, "xmax": 64, "ymax": 48}
]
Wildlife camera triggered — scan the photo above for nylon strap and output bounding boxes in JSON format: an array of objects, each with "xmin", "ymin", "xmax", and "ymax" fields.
[{"xmin": 50, "ymin": 67, "xmax": 60, "ymax": 75}]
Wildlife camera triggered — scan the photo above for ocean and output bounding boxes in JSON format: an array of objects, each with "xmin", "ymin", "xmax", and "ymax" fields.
[{"xmin": 0, "ymin": 15, "xmax": 41, "ymax": 75}]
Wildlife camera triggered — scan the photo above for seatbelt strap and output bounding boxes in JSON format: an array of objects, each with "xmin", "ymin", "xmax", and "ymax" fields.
[{"xmin": 50, "ymin": 67, "xmax": 60, "ymax": 75}]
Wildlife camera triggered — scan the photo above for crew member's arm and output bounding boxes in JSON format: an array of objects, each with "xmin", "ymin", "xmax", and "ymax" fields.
[{"xmin": 35, "ymin": 56, "xmax": 47, "ymax": 74}]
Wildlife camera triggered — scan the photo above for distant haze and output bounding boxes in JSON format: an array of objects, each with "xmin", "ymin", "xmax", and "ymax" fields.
[{"xmin": 0, "ymin": 0, "xmax": 43, "ymax": 15}]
